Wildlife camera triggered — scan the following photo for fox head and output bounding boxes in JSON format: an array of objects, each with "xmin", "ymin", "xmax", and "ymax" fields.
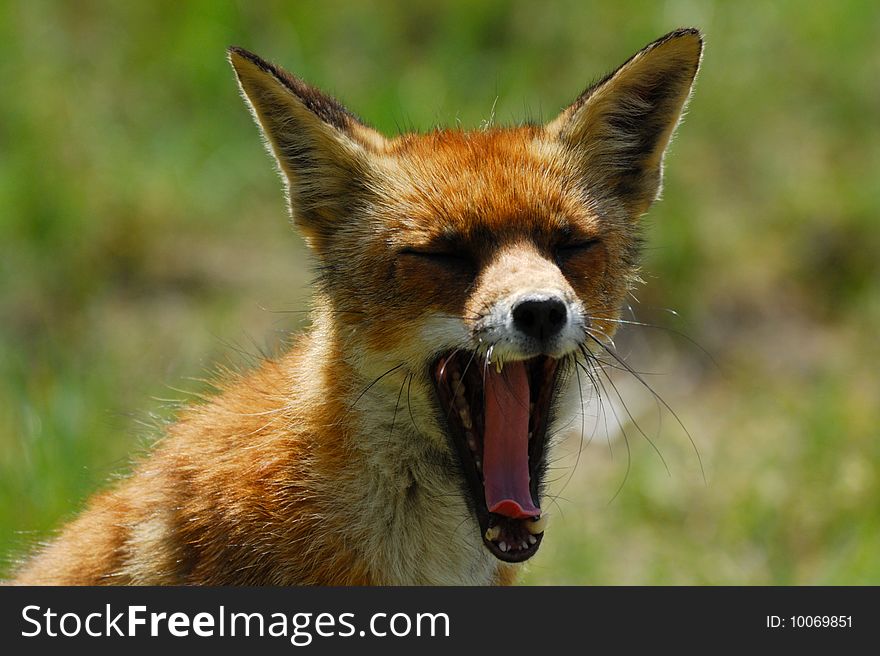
[{"xmin": 229, "ymin": 29, "xmax": 702, "ymax": 566}]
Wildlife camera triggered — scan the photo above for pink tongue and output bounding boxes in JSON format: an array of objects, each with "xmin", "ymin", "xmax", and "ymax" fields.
[{"xmin": 483, "ymin": 361, "xmax": 541, "ymax": 519}]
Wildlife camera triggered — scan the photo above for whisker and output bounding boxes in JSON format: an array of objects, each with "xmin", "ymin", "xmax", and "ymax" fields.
[
  {"xmin": 593, "ymin": 359, "xmax": 670, "ymax": 477},
  {"xmin": 406, "ymin": 373, "xmax": 425, "ymax": 439},
  {"xmin": 584, "ymin": 333, "xmax": 707, "ymax": 485},
  {"xmin": 587, "ymin": 314, "xmax": 720, "ymax": 369},
  {"xmin": 552, "ymin": 354, "xmax": 588, "ymax": 500},
  {"xmin": 350, "ymin": 363, "xmax": 406, "ymax": 409},
  {"xmin": 585, "ymin": 358, "xmax": 632, "ymax": 503},
  {"xmin": 576, "ymin": 344, "xmax": 608, "ymax": 451},
  {"xmin": 389, "ymin": 373, "xmax": 408, "ymax": 439},
  {"xmin": 458, "ymin": 349, "xmax": 480, "ymax": 387}
]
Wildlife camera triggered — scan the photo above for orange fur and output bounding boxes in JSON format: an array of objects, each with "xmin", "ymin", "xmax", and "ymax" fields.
[{"xmin": 10, "ymin": 29, "xmax": 702, "ymax": 585}]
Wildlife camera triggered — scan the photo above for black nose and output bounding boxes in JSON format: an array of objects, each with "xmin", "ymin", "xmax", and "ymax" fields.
[{"xmin": 512, "ymin": 297, "xmax": 568, "ymax": 342}]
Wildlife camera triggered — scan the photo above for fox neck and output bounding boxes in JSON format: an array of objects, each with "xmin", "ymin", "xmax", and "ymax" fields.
[{"xmin": 304, "ymin": 311, "xmax": 502, "ymax": 585}]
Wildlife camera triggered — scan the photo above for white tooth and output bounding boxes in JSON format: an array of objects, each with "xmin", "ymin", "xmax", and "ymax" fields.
[
  {"xmin": 520, "ymin": 540, "xmax": 528, "ymax": 550},
  {"xmin": 466, "ymin": 432, "xmax": 477, "ymax": 451},
  {"xmin": 526, "ymin": 515, "xmax": 548, "ymax": 535},
  {"xmin": 528, "ymin": 431, "xmax": 533, "ymax": 440},
  {"xmin": 499, "ymin": 541, "xmax": 508, "ymax": 552},
  {"xmin": 484, "ymin": 526, "xmax": 501, "ymax": 541},
  {"xmin": 527, "ymin": 534, "xmax": 537, "ymax": 545},
  {"xmin": 474, "ymin": 457, "xmax": 482, "ymax": 471}
]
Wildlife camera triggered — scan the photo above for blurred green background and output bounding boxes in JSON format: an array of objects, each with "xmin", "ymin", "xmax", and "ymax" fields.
[{"xmin": 2, "ymin": 0, "xmax": 878, "ymax": 584}]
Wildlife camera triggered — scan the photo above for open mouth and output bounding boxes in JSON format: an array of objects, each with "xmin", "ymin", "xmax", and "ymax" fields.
[{"xmin": 433, "ymin": 352, "xmax": 560, "ymax": 563}]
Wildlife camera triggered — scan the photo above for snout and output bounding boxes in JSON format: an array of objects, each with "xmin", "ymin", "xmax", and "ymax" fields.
[
  {"xmin": 474, "ymin": 288, "xmax": 584, "ymax": 362},
  {"xmin": 466, "ymin": 244, "xmax": 585, "ymax": 362}
]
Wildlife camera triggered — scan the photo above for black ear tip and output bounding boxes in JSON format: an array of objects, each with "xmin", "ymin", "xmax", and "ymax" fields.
[
  {"xmin": 227, "ymin": 46, "xmax": 273, "ymax": 71},
  {"xmin": 651, "ymin": 27, "xmax": 703, "ymax": 64},
  {"xmin": 227, "ymin": 47, "xmax": 282, "ymax": 81},
  {"xmin": 668, "ymin": 27, "xmax": 704, "ymax": 52},
  {"xmin": 227, "ymin": 46, "xmax": 247, "ymax": 67},
  {"xmin": 666, "ymin": 27, "xmax": 702, "ymax": 42}
]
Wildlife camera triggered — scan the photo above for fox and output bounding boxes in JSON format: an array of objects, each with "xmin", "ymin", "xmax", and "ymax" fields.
[{"xmin": 10, "ymin": 28, "xmax": 702, "ymax": 585}]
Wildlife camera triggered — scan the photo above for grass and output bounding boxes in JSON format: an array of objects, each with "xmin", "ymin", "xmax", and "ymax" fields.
[{"xmin": 2, "ymin": 0, "xmax": 879, "ymax": 583}]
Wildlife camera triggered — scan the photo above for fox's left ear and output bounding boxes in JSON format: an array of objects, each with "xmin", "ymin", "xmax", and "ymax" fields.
[{"xmin": 546, "ymin": 28, "xmax": 702, "ymax": 216}]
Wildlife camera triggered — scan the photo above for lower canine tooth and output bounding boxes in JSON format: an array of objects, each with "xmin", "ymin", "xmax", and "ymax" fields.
[
  {"xmin": 484, "ymin": 526, "xmax": 501, "ymax": 541},
  {"xmin": 527, "ymin": 534, "xmax": 537, "ymax": 545},
  {"xmin": 526, "ymin": 515, "xmax": 548, "ymax": 535}
]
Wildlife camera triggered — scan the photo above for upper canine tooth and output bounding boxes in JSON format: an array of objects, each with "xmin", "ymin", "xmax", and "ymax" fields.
[
  {"xmin": 484, "ymin": 525, "xmax": 501, "ymax": 541},
  {"xmin": 526, "ymin": 515, "xmax": 548, "ymax": 535}
]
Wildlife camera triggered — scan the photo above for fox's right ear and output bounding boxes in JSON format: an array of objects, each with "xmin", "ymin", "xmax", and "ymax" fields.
[{"xmin": 228, "ymin": 47, "xmax": 386, "ymax": 249}]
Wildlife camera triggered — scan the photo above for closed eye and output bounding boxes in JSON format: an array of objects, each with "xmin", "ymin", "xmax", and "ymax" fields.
[
  {"xmin": 556, "ymin": 238, "xmax": 600, "ymax": 260},
  {"xmin": 400, "ymin": 248, "xmax": 471, "ymax": 265}
]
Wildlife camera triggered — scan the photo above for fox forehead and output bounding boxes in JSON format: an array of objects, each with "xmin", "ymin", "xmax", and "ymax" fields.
[{"xmin": 374, "ymin": 127, "xmax": 606, "ymax": 248}]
